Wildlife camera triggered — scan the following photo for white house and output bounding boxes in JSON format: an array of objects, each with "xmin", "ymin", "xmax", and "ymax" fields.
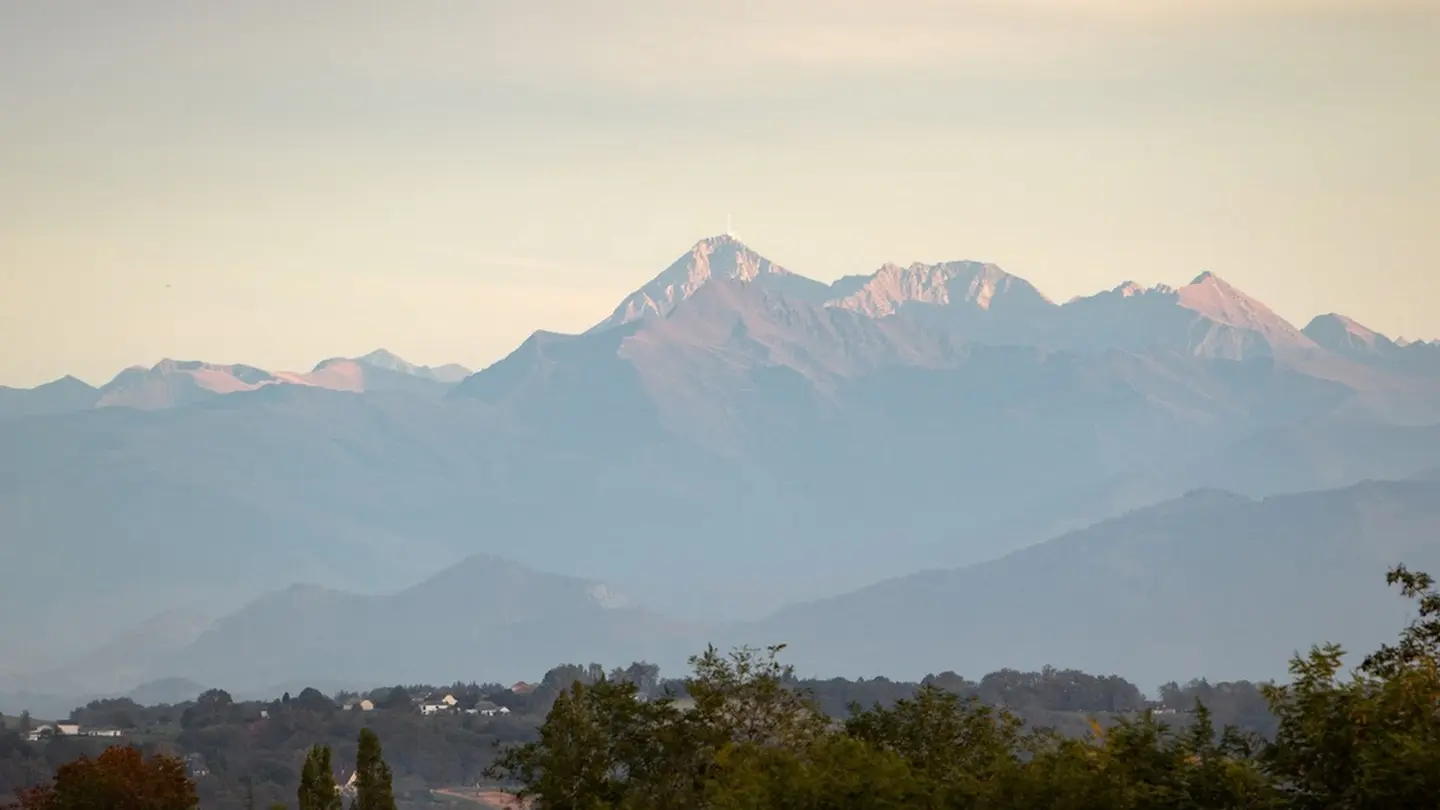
[
  {"xmin": 26, "ymin": 725, "xmax": 53, "ymax": 742},
  {"xmin": 55, "ymin": 723, "xmax": 80, "ymax": 736},
  {"xmin": 85, "ymin": 728, "xmax": 124, "ymax": 738},
  {"xmin": 472, "ymin": 701, "xmax": 511, "ymax": 717},
  {"xmin": 419, "ymin": 694, "xmax": 457, "ymax": 715}
]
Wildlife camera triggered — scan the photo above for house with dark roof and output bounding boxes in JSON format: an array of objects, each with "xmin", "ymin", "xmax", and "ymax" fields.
[
  {"xmin": 468, "ymin": 700, "xmax": 511, "ymax": 717},
  {"xmin": 419, "ymin": 693, "xmax": 458, "ymax": 715}
]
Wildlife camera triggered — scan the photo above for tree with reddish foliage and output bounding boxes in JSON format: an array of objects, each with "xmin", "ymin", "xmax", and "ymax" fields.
[{"xmin": 11, "ymin": 746, "xmax": 196, "ymax": 810}]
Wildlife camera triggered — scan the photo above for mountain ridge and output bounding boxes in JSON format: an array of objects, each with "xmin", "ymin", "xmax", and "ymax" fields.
[
  {"xmin": 144, "ymin": 553, "xmax": 699, "ymax": 691},
  {"xmin": 1305, "ymin": 313, "xmax": 1440, "ymax": 376},
  {"xmin": 5, "ymin": 236, "xmax": 1434, "ymax": 401},
  {"xmin": 0, "ymin": 350, "xmax": 472, "ymax": 417},
  {"xmin": 747, "ymin": 476, "xmax": 1440, "ymax": 687},
  {"xmin": 588, "ymin": 234, "xmax": 839, "ymax": 333},
  {"xmin": 0, "ymin": 375, "xmax": 101, "ymax": 419},
  {"xmin": 828, "ymin": 260, "xmax": 1056, "ymax": 344}
]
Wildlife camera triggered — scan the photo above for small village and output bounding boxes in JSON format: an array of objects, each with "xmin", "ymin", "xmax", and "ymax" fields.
[
  {"xmin": 23, "ymin": 723, "xmax": 125, "ymax": 743},
  {"xmin": 15, "ymin": 679, "xmax": 537, "ymax": 745},
  {"xmin": 414, "ymin": 693, "xmax": 511, "ymax": 717}
]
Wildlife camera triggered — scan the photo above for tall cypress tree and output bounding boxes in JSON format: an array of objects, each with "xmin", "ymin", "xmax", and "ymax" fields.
[
  {"xmin": 352, "ymin": 728, "xmax": 396, "ymax": 810},
  {"xmin": 297, "ymin": 745, "xmax": 341, "ymax": 810}
]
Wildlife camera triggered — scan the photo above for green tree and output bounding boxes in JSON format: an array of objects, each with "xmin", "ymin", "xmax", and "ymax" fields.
[
  {"xmin": 636, "ymin": 644, "xmax": 828, "ymax": 809},
  {"xmin": 488, "ymin": 644, "xmax": 826, "ymax": 810},
  {"xmin": 296, "ymin": 745, "xmax": 340, "ymax": 810},
  {"xmin": 486, "ymin": 677, "xmax": 675, "ymax": 809},
  {"xmin": 1263, "ymin": 564, "xmax": 1440, "ymax": 809},
  {"xmin": 1033, "ymin": 707, "xmax": 1276, "ymax": 810},
  {"xmin": 684, "ymin": 645, "xmax": 828, "ymax": 750},
  {"xmin": 352, "ymin": 728, "xmax": 396, "ymax": 810},
  {"xmin": 619, "ymin": 662, "xmax": 661, "ymax": 697},
  {"xmin": 705, "ymin": 735, "xmax": 925, "ymax": 810},
  {"xmin": 375, "ymin": 687, "xmax": 409, "ymax": 712},
  {"xmin": 845, "ymin": 682, "xmax": 1027, "ymax": 804},
  {"xmin": 294, "ymin": 688, "xmax": 335, "ymax": 716}
]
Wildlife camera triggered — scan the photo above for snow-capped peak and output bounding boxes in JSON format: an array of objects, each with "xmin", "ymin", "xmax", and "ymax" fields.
[
  {"xmin": 830, "ymin": 260, "xmax": 1054, "ymax": 318},
  {"xmin": 588, "ymin": 234, "xmax": 827, "ymax": 333},
  {"xmin": 1175, "ymin": 271, "xmax": 1289, "ymax": 330}
]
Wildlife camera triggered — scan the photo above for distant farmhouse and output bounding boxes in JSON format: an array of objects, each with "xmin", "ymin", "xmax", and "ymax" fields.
[
  {"xmin": 466, "ymin": 701, "xmax": 510, "ymax": 717},
  {"xmin": 412, "ymin": 692, "xmax": 512, "ymax": 718},
  {"xmin": 24, "ymin": 725, "xmax": 51, "ymax": 742},
  {"xmin": 419, "ymin": 693, "xmax": 458, "ymax": 715},
  {"xmin": 26, "ymin": 722, "xmax": 122, "ymax": 742}
]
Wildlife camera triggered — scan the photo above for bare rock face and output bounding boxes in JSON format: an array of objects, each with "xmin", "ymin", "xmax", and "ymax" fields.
[
  {"xmin": 589, "ymin": 234, "xmax": 832, "ymax": 332},
  {"xmin": 827, "ymin": 260, "xmax": 1056, "ymax": 344},
  {"xmin": 830, "ymin": 260, "xmax": 1052, "ymax": 316}
]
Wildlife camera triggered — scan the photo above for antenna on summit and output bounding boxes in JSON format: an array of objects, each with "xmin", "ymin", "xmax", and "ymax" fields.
[{"xmin": 725, "ymin": 214, "xmax": 738, "ymax": 240}]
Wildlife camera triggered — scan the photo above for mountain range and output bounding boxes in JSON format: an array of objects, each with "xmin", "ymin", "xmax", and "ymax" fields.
[
  {"xmin": 0, "ymin": 349, "xmax": 471, "ymax": 417},
  {"xmin": 1, "ymin": 233, "xmax": 1437, "ymax": 701}
]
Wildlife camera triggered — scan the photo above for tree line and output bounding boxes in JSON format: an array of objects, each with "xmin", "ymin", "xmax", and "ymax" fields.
[
  {"xmin": 486, "ymin": 563, "xmax": 1440, "ymax": 808},
  {"xmin": 7, "ymin": 562, "xmax": 1439, "ymax": 807},
  {"xmin": 2, "ymin": 667, "xmax": 1264, "ymax": 808}
]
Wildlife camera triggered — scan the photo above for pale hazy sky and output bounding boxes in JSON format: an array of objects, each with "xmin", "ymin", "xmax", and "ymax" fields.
[{"xmin": 1, "ymin": 1, "xmax": 1437, "ymax": 387}]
